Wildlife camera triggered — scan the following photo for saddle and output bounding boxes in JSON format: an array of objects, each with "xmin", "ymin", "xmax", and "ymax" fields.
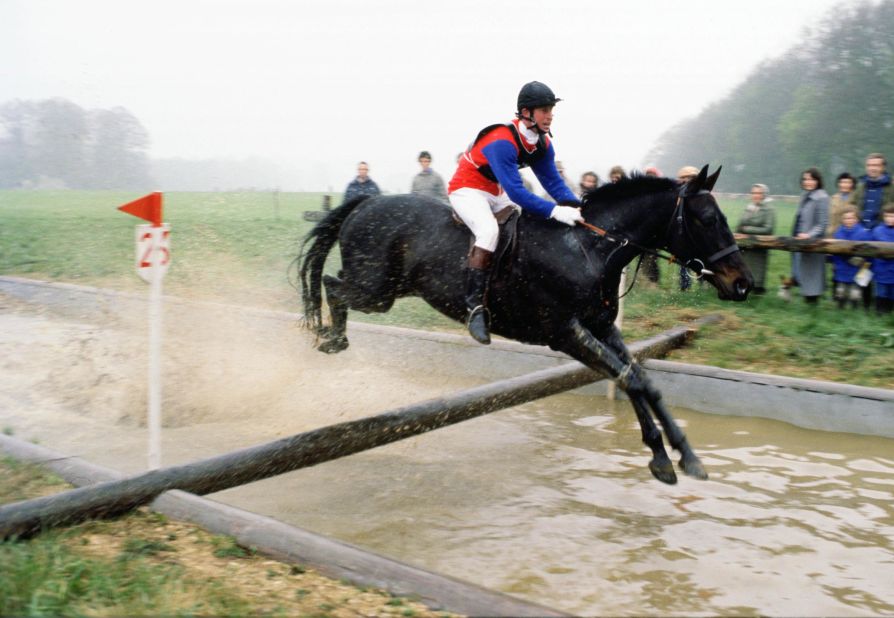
[{"xmin": 451, "ymin": 206, "xmax": 521, "ymax": 279}]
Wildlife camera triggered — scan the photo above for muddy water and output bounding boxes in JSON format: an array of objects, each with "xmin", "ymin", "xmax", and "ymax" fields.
[
  {"xmin": 218, "ymin": 395, "xmax": 894, "ymax": 617},
  {"xmin": 2, "ymin": 287, "xmax": 893, "ymax": 616}
]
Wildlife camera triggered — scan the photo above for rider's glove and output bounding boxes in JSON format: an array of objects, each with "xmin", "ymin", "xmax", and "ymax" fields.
[{"xmin": 550, "ymin": 205, "xmax": 584, "ymax": 226}]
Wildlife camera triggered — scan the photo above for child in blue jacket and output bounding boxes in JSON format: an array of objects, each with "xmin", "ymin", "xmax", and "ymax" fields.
[
  {"xmin": 871, "ymin": 203, "xmax": 894, "ymax": 314},
  {"xmin": 832, "ymin": 206, "xmax": 872, "ymax": 309}
]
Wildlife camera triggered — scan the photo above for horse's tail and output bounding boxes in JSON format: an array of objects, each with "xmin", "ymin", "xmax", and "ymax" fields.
[{"xmin": 298, "ymin": 195, "xmax": 371, "ymax": 331}]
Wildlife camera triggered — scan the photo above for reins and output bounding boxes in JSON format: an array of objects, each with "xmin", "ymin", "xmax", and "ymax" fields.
[
  {"xmin": 576, "ymin": 186, "xmax": 741, "ymax": 294},
  {"xmin": 577, "ymin": 215, "xmax": 709, "ymax": 276}
]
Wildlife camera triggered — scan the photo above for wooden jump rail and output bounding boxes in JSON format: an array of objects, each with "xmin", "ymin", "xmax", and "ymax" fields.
[
  {"xmin": 0, "ymin": 318, "xmax": 716, "ymax": 540},
  {"xmin": 734, "ymin": 234, "xmax": 894, "ymax": 258}
]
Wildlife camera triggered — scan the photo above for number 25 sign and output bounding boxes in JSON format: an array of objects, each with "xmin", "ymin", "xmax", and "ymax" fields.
[{"xmin": 135, "ymin": 224, "xmax": 171, "ymax": 283}]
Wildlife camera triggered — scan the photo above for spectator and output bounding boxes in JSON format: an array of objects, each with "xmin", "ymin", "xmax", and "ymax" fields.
[
  {"xmin": 553, "ymin": 161, "xmax": 579, "ymax": 197},
  {"xmin": 579, "ymin": 171, "xmax": 599, "ymax": 197},
  {"xmin": 830, "ymin": 206, "xmax": 871, "ymax": 310},
  {"xmin": 791, "ymin": 167, "xmax": 830, "ymax": 304},
  {"xmin": 410, "ymin": 150, "xmax": 448, "ymax": 203},
  {"xmin": 870, "ymin": 203, "xmax": 894, "ymax": 315},
  {"xmin": 676, "ymin": 166, "xmax": 699, "ymax": 184},
  {"xmin": 636, "ymin": 166, "xmax": 665, "ymax": 284},
  {"xmin": 608, "ymin": 165, "xmax": 626, "ymax": 183},
  {"xmin": 343, "ymin": 161, "xmax": 381, "ymax": 203},
  {"xmin": 850, "ymin": 153, "xmax": 893, "ymax": 230},
  {"xmin": 826, "ymin": 172, "xmax": 857, "ymax": 236},
  {"xmin": 735, "ymin": 183, "xmax": 776, "ymax": 294},
  {"xmin": 849, "ymin": 154, "xmax": 892, "ymax": 310}
]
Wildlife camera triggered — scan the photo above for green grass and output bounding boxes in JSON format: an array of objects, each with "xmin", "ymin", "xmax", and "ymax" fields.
[
  {"xmin": 0, "ymin": 459, "xmax": 436, "ymax": 617},
  {"xmin": 0, "ymin": 458, "xmax": 252, "ymax": 617},
  {"xmin": 0, "ymin": 537, "xmax": 250, "ymax": 617},
  {"xmin": 1, "ymin": 190, "xmax": 892, "ymax": 388}
]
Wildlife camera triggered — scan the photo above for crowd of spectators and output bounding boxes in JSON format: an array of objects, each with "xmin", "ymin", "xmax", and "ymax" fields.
[{"xmin": 742, "ymin": 152, "xmax": 894, "ymax": 315}]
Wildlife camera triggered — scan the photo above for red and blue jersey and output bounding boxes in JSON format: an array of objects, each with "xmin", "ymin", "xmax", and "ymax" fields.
[{"xmin": 448, "ymin": 119, "xmax": 579, "ymax": 218}]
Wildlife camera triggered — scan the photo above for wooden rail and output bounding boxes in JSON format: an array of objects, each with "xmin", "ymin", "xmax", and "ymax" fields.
[{"xmin": 734, "ymin": 234, "xmax": 894, "ymax": 258}]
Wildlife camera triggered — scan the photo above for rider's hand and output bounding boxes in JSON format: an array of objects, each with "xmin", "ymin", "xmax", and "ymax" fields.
[{"xmin": 550, "ymin": 205, "xmax": 584, "ymax": 226}]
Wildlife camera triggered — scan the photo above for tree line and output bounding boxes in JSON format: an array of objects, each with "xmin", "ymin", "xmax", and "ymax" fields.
[
  {"xmin": 646, "ymin": 0, "xmax": 894, "ymax": 194},
  {"xmin": 0, "ymin": 98, "xmax": 152, "ymax": 190}
]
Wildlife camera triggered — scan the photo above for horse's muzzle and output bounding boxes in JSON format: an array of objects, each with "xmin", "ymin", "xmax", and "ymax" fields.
[{"xmin": 715, "ymin": 275, "xmax": 752, "ymax": 301}]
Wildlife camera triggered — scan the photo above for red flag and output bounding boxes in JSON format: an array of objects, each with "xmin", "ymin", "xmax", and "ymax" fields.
[{"xmin": 118, "ymin": 192, "xmax": 163, "ymax": 226}]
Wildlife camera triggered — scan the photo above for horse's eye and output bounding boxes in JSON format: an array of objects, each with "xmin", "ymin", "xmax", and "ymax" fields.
[{"xmin": 694, "ymin": 211, "xmax": 717, "ymax": 227}]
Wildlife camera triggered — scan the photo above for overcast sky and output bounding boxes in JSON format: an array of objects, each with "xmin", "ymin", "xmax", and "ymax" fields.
[{"xmin": 3, "ymin": 0, "xmax": 866, "ymax": 192}]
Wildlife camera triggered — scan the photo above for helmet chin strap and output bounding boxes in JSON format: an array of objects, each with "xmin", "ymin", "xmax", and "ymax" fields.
[{"xmin": 516, "ymin": 111, "xmax": 552, "ymax": 137}]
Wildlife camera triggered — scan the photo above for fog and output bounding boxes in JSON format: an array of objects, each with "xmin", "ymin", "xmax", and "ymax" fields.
[{"xmin": 4, "ymin": 0, "xmax": 863, "ymax": 192}]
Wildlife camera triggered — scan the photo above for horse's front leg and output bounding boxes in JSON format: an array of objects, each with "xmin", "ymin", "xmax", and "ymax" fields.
[
  {"xmin": 558, "ymin": 319, "xmax": 676, "ymax": 484},
  {"xmin": 603, "ymin": 325, "xmax": 707, "ymax": 480}
]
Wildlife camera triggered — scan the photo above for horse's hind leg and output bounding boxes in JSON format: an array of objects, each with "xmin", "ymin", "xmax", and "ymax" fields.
[
  {"xmin": 561, "ymin": 319, "xmax": 677, "ymax": 484},
  {"xmin": 318, "ymin": 273, "xmax": 349, "ymax": 354},
  {"xmin": 317, "ymin": 272, "xmax": 398, "ymax": 354},
  {"xmin": 604, "ymin": 326, "xmax": 707, "ymax": 480}
]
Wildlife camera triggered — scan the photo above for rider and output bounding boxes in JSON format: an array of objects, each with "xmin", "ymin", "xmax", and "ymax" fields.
[{"xmin": 448, "ymin": 81, "xmax": 584, "ymax": 344}]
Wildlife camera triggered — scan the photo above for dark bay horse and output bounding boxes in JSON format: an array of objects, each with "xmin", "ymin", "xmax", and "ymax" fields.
[{"xmin": 299, "ymin": 165, "xmax": 753, "ymax": 484}]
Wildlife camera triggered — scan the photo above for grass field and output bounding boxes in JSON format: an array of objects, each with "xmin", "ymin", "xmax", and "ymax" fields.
[{"xmin": 1, "ymin": 190, "xmax": 892, "ymax": 388}]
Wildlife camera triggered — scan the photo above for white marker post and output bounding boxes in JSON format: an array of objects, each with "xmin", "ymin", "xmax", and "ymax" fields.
[{"xmin": 118, "ymin": 192, "xmax": 169, "ymax": 470}]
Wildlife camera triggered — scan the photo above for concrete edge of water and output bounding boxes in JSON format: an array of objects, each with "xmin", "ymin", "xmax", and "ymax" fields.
[
  {"xmin": 2, "ymin": 275, "xmax": 892, "ymax": 438},
  {"xmin": 0, "ymin": 434, "xmax": 568, "ymax": 617}
]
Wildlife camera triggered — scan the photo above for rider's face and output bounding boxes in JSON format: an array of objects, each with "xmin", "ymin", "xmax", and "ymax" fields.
[{"xmin": 522, "ymin": 105, "xmax": 554, "ymax": 132}]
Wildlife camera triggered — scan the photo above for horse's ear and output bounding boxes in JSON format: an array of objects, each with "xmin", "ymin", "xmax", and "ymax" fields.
[
  {"xmin": 705, "ymin": 165, "xmax": 722, "ymax": 192},
  {"xmin": 688, "ymin": 165, "xmax": 709, "ymax": 192}
]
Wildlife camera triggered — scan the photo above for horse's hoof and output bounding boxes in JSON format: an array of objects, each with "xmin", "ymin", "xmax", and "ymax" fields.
[
  {"xmin": 679, "ymin": 456, "xmax": 708, "ymax": 480},
  {"xmin": 649, "ymin": 459, "xmax": 678, "ymax": 485},
  {"xmin": 318, "ymin": 336, "xmax": 349, "ymax": 354}
]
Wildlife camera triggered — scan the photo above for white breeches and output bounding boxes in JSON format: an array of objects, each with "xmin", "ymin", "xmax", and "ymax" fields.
[{"xmin": 448, "ymin": 187, "xmax": 518, "ymax": 252}]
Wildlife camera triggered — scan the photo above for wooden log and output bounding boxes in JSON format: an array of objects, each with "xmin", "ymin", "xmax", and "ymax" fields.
[
  {"xmin": 0, "ymin": 437, "xmax": 567, "ymax": 616},
  {"xmin": 734, "ymin": 234, "xmax": 894, "ymax": 258},
  {"xmin": 0, "ymin": 318, "xmax": 715, "ymax": 540}
]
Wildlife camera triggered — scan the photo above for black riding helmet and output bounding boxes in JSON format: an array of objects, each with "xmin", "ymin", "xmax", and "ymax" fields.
[{"xmin": 517, "ymin": 81, "xmax": 562, "ymax": 112}]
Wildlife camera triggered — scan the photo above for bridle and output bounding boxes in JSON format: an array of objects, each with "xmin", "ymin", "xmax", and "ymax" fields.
[
  {"xmin": 577, "ymin": 184, "xmax": 741, "ymax": 292},
  {"xmin": 665, "ymin": 185, "xmax": 741, "ymax": 275}
]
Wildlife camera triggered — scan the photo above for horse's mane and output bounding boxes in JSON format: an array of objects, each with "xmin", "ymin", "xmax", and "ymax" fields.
[{"xmin": 582, "ymin": 174, "xmax": 678, "ymax": 210}]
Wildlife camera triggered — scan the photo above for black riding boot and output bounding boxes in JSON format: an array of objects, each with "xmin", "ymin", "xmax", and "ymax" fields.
[{"xmin": 465, "ymin": 247, "xmax": 493, "ymax": 345}]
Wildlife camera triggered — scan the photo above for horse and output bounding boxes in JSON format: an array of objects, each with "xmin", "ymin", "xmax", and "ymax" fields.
[{"xmin": 299, "ymin": 165, "xmax": 753, "ymax": 484}]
